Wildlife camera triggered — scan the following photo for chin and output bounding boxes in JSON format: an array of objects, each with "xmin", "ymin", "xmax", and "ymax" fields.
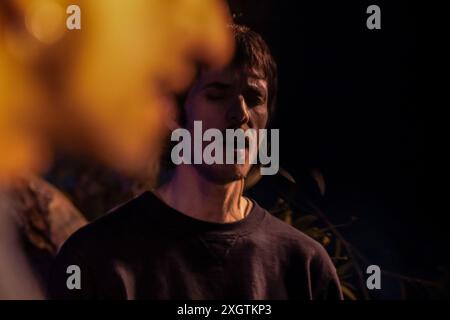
[{"xmin": 196, "ymin": 163, "xmax": 251, "ymax": 184}]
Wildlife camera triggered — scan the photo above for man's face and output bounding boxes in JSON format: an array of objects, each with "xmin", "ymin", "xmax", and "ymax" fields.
[{"xmin": 183, "ymin": 65, "xmax": 269, "ymax": 184}]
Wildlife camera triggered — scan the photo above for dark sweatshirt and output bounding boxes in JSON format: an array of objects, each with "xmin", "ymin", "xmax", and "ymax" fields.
[{"xmin": 48, "ymin": 191, "xmax": 342, "ymax": 299}]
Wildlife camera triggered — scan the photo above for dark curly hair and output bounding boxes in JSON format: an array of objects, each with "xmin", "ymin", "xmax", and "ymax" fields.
[{"xmin": 176, "ymin": 24, "xmax": 278, "ymax": 127}]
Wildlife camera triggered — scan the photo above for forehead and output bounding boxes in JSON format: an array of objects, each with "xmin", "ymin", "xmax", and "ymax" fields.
[{"xmin": 195, "ymin": 65, "xmax": 268, "ymax": 92}]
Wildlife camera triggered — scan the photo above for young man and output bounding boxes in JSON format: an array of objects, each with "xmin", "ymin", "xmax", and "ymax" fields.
[{"xmin": 48, "ymin": 25, "xmax": 342, "ymax": 300}]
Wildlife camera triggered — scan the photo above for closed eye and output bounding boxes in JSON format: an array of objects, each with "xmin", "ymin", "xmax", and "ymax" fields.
[{"xmin": 203, "ymin": 82, "xmax": 232, "ymax": 101}]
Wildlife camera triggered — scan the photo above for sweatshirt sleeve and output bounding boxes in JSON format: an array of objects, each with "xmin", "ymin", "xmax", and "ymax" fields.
[{"xmin": 309, "ymin": 244, "xmax": 344, "ymax": 300}]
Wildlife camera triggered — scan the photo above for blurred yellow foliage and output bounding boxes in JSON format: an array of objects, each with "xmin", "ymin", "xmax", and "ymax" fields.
[{"xmin": 0, "ymin": 0, "xmax": 233, "ymax": 182}]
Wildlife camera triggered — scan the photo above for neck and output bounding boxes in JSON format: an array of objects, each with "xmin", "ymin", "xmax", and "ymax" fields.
[{"xmin": 156, "ymin": 165, "xmax": 250, "ymax": 223}]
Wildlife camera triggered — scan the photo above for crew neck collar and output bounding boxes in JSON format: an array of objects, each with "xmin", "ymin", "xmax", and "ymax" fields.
[{"xmin": 141, "ymin": 191, "xmax": 267, "ymax": 236}]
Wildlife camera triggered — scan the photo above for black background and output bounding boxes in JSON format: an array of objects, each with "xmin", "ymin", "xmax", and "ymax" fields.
[{"xmin": 227, "ymin": 0, "xmax": 435, "ymax": 298}]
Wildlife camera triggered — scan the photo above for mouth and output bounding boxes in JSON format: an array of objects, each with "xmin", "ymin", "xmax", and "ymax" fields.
[{"xmin": 224, "ymin": 136, "xmax": 250, "ymax": 152}]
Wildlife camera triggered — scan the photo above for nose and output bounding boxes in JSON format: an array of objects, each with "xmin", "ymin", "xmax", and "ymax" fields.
[{"xmin": 227, "ymin": 95, "xmax": 250, "ymax": 128}]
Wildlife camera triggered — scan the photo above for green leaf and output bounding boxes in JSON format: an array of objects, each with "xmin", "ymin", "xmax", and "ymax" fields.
[
  {"xmin": 292, "ymin": 215, "xmax": 318, "ymax": 231},
  {"xmin": 322, "ymin": 235, "xmax": 331, "ymax": 247},
  {"xmin": 337, "ymin": 262, "xmax": 353, "ymax": 278},
  {"xmin": 334, "ymin": 239, "xmax": 342, "ymax": 259},
  {"xmin": 342, "ymin": 285, "xmax": 358, "ymax": 300},
  {"xmin": 342, "ymin": 281, "xmax": 356, "ymax": 291}
]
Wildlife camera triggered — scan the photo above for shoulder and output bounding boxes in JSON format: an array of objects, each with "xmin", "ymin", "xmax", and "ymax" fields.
[
  {"xmin": 259, "ymin": 209, "xmax": 326, "ymax": 260},
  {"xmin": 255, "ymin": 207, "xmax": 342, "ymax": 299},
  {"xmin": 58, "ymin": 191, "xmax": 155, "ymax": 254},
  {"xmin": 256, "ymin": 205, "xmax": 338, "ymax": 278}
]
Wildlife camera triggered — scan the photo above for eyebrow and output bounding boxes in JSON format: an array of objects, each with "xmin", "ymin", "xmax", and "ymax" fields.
[
  {"xmin": 247, "ymin": 76, "xmax": 267, "ymax": 89},
  {"xmin": 246, "ymin": 83, "xmax": 267, "ymax": 98},
  {"xmin": 248, "ymin": 83, "xmax": 265, "ymax": 92}
]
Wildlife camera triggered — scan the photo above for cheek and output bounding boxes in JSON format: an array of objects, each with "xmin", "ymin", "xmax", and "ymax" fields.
[
  {"xmin": 185, "ymin": 95, "xmax": 226, "ymax": 129},
  {"xmin": 251, "ymin": 105, "xmax": 269, "ymax": 129}
]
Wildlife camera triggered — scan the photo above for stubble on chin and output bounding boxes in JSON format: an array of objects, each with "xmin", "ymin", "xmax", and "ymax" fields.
[{"xmin": 194, "ymin": 163, "xmax": 250, "ymax": 185}]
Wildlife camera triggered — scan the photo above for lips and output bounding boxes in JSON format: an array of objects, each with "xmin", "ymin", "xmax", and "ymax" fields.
[
  {"xmin": 222, "ymin": 131, "xmax": 251, "ymax": 151},
  {"xmin": 225, "ymin": 139, "xmax": 249, "ymax": 153}
]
